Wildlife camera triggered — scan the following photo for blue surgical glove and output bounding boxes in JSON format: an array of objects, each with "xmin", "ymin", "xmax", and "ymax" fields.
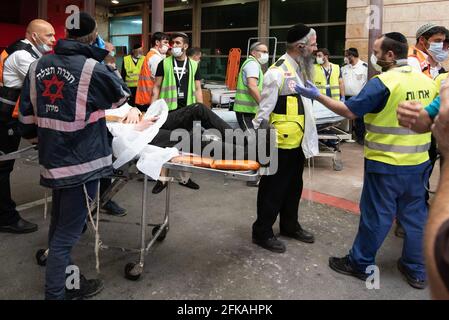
[
  {"xmin": 340, "ymin": 96, "xmax": 346, "ymax": 103},
  {"xmin": 94, "ymin": 35, "xmax": 106, "ymax": 50},
  {"xmin": 295, "ymin": 80, "xmax": 320, "ymax": 100}
]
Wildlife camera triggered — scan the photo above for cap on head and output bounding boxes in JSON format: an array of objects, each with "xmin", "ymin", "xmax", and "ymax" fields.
[
  {"xmin": 67, "ymin": 12, "xmax": 96, "ymax": 38},
  {"xmin": 287, "ymin": 23, "xmax": 311, "ymax": 44},
  {"xmin": 416, "ymin": 23, "xmax": 438, "ymax": 39}
]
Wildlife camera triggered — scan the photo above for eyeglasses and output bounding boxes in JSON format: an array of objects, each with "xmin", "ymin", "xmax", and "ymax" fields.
[{"xmin": 256, "ymin": 49, "xmax": 269, "ymax": 54}]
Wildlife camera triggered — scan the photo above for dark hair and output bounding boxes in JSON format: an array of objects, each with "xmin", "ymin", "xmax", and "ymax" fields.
[
  {"xmin": 417, "ymin": 26, "xmax": 447, "ymax": 44},
  {"xmin": 187, "ymin": 47, "xmax": 202, "ymax": 57},
  {"xmin": 151, "ymin": 32, "xmax": 169, "ymax": 47},
  {"xmin": 171, "ymin": 32, "xmax": 190, "ymax": 46},
  {"xmin": 316, "ymin": 48, "xmax": 330, "ymax": 57},
  {"xmin": 132, "ymin": 43, "xmax": 142, "ymax": 50},
  {"xmin": 345, "ymin": 48, "xmax": 359, "ymax": 58},
  {"xmin": 381, "ymin": 32, "xmax": 408, "ymax": 59},
  {"xmin": 445, "ymin": 28, "xmax": 449, "ymax": 44}
]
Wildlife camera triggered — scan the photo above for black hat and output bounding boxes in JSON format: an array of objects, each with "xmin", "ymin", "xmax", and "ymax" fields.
[
  {"xmin": 67, "ymin": 12, "xmax": 96, "ymax": 38},
  {"xmin": 287, "ymin": 23, "xmax": 311, "ymax": 44}
]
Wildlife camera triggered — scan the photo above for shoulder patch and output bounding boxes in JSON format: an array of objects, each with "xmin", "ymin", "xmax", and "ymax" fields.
[{"xmin": 275, "ymin": 59, "xmax": 285, "ymax": 67}]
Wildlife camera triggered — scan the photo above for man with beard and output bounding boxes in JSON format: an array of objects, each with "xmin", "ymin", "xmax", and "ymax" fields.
[
  {"xmin": 251, "ymin": 23, "xmax": 317, "ymax": 253},
  {"xmin": 295, "ymin": 32, "xmax": 437, "ymax": 289}
]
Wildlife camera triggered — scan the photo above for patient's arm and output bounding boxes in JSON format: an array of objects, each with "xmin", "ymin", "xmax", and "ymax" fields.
[{"xmin": 134, "ymin": 117, "xmax": 159, "ymax": 131}]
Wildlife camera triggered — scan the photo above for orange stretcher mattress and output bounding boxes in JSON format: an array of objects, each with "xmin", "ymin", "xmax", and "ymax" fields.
[{"xmin": 170, "ymin": 156, "xmax": 260, "ymax": 171}]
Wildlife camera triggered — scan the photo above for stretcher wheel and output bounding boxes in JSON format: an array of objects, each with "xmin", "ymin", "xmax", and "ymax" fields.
[
  {"xmin": 124, "ymin": 263, "xmax": 142, "ymax": 281},
  {"xmin": 333, "ymin": 160, "xmax": 344, "ymax": 172},
  {"xmin": 152, "ymin": 226, "xmax": 168, "ymax": 242},
  {"xmin": 36, "ymin": 249, "xmax": 48, "ymax": 267}
]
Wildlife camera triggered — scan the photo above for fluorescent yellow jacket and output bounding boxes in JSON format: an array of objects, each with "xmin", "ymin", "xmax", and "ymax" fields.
[
  {"xmin": 124, "ymin": 55, "xmax": 145, "ymax": 88},
  {"xmin": 314, "ymin": 63, "xmax": 341, "ymax": 100},
  {"xmin": 364, "ymin": 65, "xmax": 438, "ymax": 166}
]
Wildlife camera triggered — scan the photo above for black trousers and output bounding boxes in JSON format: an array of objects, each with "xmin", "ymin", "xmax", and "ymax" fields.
[
  {"xmin": 236, "ymin": 112, "xmax": 255, "ymax": 131},
  {"xmin": 151, "ymin": 103, "xmax": 246, "ymax": 159},
  {"xmin": 253, "ymin": 147, "xmax": 305, "ymax": 240},
  {"xmin": 0, "ymin": 120, "xmax": 21, "ymax": 226},
  {"xmin": 128, "ymin": 87, "xmax": 137, "ymax": 107}
]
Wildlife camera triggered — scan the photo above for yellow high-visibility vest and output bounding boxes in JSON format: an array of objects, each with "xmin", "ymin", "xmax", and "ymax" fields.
[
  {"xmin": 364, "ymin": 65, "xmax": 438, "ymax": 166},
  {"xmin": 313, "ymin": 63, "xmax": 341, "ymax": 100},
  {"xmin": 124, "ymin": 55, "xmax": 145, "ymax": 88}
]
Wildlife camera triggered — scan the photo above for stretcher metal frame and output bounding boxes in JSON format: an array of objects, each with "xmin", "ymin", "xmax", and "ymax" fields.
[{"xmin": 0, "ymin": 147, "xmax": 261, "ymax": 281}]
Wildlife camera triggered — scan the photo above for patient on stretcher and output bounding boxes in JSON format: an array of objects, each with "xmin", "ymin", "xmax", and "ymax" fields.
[{"xmin": 105, "ymin": 101, "xmax": 268, "ymax": 186}]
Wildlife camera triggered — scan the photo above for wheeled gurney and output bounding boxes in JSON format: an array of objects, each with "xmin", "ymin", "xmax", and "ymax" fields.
[{"xmin": 0, "ymin": 147, "xmax": 262, "ymax": 281}]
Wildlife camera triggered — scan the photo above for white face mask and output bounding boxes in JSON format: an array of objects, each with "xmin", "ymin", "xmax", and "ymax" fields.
[
  {"xmin": 344, "ymin": 57, "xmax": 350, "ymax": 65},
  {"xmin": 257, "ymin": 53, "xmax": 269, "ymax": 65},
  {"xmin": 172, "ymin": 47, "xmax": 183, "ymax": 58},
  {"xmin": 428, "ymin": 42, "xmax": 449, "ymax": 63},
  {"xmin": 34, "ymin": 34, "xmax": 52, "ymax": 54},
  {"xmin": 159, "ymin": 45, "xmax": 169, "ymax": 55},
  {"xmin": 370, "ymin": 54, "xmax": 383, "ymax": 72},
  {"xmin": 316, "ymin": 57, "xmax": 325, "ymax": 65}
]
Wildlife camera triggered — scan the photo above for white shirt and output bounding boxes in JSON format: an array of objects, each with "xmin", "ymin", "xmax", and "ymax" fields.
[
  {"xmin": 3, "ymin": 39, "xmax": 42, "ymax": 89},
  {"xmin": 341, "ymin": 59, "xmax": 368, "ymax": 97},
  {"xmin": 148, "ymin": 48, "xmax": 165, "ymax": 80},
  {"xmin": 253, "ymin": 53, "xmax": 302, "ymax": 129},
  {"xmin": 242, "ymin": 59, "xmax": 261, "ymax": 86},
  {"xmin": 408, "ymin": 50, "xmax": 443, "ymax": 79}
]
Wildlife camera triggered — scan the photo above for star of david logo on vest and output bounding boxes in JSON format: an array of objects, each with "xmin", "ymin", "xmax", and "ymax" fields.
[{"xmin": 42, "ymin": 74, "xmax": 65, "ymax": 104}]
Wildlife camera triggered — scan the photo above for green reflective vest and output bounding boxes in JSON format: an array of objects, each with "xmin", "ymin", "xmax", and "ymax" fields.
[
  {"xmin": 268, "ymin": 58, "xmax": 305, "ymax": 150},
  {"xmin": 160, "ymin": 56, "xmax": 198, "ymax": 111},
  {"xmin": 234, "ymin": 56, "xmax": 263, "ymax": 114},
  {"xmin": 313, "ymin": 63, "xmax": 341, "ymax": 100},
  {"xmin": 124, "ymin": 55, "xmax": 145, "ymax": 88},
  {"xmin": 364, "ymin": 65, "xmax": 438, "ymax": 166}
]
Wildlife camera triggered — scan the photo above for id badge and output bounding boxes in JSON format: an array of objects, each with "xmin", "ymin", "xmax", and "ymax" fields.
[{"xmin": 178, "ymin": 87, "xmax": 185, "ymax": 99}]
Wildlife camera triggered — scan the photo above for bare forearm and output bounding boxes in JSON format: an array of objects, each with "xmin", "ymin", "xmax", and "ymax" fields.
[
  {"xmin": 195, "ymin": 82, "xmax": 203, "ymax": 104},
  {"xmin": 248, "ymin": 84, "xmax": 261, "ymax": 104},
  {"xmin": 317, "ymin": 94, "xmax": 357, "ymax": 120}
]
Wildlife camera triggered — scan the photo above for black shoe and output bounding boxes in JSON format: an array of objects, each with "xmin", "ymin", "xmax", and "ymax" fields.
[
  {"xmin": 397, "ymin": 259, "xmax": 427, "ymax": 290},
  {"xmin": 246, "ymin": 180, "xmax": 259, "ymax": 187},
  {"xmin": 280, "ymin": 227, "xmax": 315, "ymax": 244},
  {"xmin": 0, "ymin": 218, "xmax": 38, "ymax": 234},
  {"xmin": 101, "ymin": 201, "xmax": 127, "ymax": 217},
  {"xmin": 253, "ymin": 236, "xmax": 286, "ymax": 253},
  {"xmin": 329, "ymin": 256, "xmax": 368, "ymax": 281},
  {"xmin": 179, "ymin": 179, "xmax": 200, "ymax": 190},
  {"xmin": 395, "ymin": 223, "xmax": 405, "ymax": 238},
  {"xmin": 152, "ymin": 181, "xmax": 168, "ymax": 194},
  {"xmin": 65, "ymin": 274, "xmax": 104, "ymax": 300}
]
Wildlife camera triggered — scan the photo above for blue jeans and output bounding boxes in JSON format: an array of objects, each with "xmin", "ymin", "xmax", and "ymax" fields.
[
  {"xmin": 45, "ymin": 180, "xmax": 99, "ymax": 300},
  {"xmin": 349, "ymin": 170, "xmax": 430, "ymax": 281}
]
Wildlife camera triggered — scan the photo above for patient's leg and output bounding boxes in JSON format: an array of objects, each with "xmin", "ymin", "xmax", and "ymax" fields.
[{"xmin": 162, "ymin": 103, "xmax": 231, "ymax": 137}]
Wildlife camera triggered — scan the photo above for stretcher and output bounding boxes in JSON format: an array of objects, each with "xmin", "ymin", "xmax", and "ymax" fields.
[{"xmin": 0, "ymin": 147, "xmax": 262, "ymax": 281}]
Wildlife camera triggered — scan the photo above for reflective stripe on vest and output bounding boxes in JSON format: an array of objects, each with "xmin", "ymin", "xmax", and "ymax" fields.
[
  {"xmin": 135, "ymin": 50, "xmax": 159, "ymax": 105},
  {"xmin": 313, "ymin": 63, "xmax": 341, "ymax": 100},
  {"xmin": 234, "ymin": 56, "xmax": 263, "ymax": 114},
  {"xmin": 124, "ymin": 55, "xmax": 145, "ymax": 88},
  {"xmin": 364, "ymin": 65, "xmax": 438, "ymax": 166},
  {"xmin": 268, "ymin": 59, "xmax": 305, "ymax": 150},
  {"xmin": 160, "ymin": 56, "xmax": 198, "ymax": 111}
]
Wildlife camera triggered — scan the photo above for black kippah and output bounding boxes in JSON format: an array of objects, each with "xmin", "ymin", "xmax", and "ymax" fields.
[
  {"xmin": 384, "ymin": 32, "xmax": 408, "ymax": 44},
  {"xmin": 287, "ymin": 23, "xmax": 311, "ymax": 44},
  {"xmin": 67, "ymin": 12, "xmax": 96, "ymax": 38},
  {"xmin": 133, "ymin": 43, "xmax": 142, "ymax": 50}
]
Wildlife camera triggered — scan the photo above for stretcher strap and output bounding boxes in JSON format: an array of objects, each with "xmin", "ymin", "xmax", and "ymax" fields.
[{"xmin": 84, "ymin": 182, "xmax": 102, "ymax": 274}]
